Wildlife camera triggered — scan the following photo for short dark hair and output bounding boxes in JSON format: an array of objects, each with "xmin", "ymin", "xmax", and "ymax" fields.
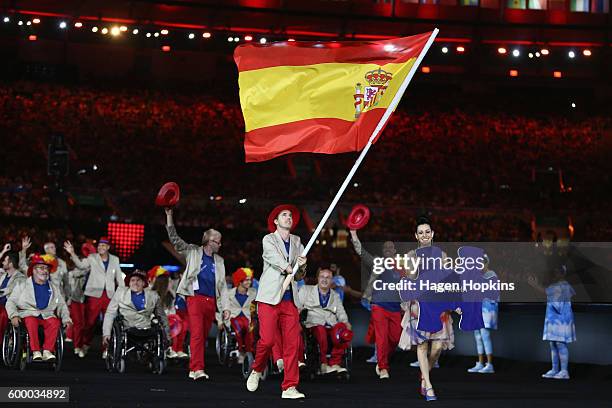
[
  {"xmin": 415, "ymin": 215, "xmax": 432, "ymax": 231},
  {"xmin": 4, "ymin": 252, "xmax": 19, "ymax": 269}
]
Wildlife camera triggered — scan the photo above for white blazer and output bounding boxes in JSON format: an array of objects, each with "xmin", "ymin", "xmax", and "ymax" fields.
[
  {"xmin": 298, "ymin": 285, "xmax": 349, "ymax": 328},
  {"xmin": 255, "ymin": 231, "xmax": 306, "ymax": 307},
  {"xmin": 102, "ymin": 287, "xmax": 170, "ymax": 338},
  {"xmin": 166, "ymin": 225, "xmax": 229, "ymax": 317},
  {"xmin": 0, "ymin": 269, "xmax": 26, "ymax": 300},
  {"xmin": 71, "ymin": 253, "xmax": 125, "ymax": 299},
  {"xmin": 5, "ymin": 277, "xmax": 71, "ymax": 324}
]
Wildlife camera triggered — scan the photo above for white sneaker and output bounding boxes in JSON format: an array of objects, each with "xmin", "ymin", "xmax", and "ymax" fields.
[
  {"xmin": 246, "ymin": 370, "xmax": 262, "ymax": 392},
  {"xmin": 379, "ymin": 369, "xmax": 390, "ymax": 379},
  {"xmin": 192, "ymin": 370, "xmax": 209, "ymax": 380},
  {"xmin": 188, "ymin": 371, "xmax": 196, "ymax": 379},
  {"xmin": 375, "ymin": 364, "xmax": 381, "ymax": 375},
  {"xmin": 102, "ymin": 350, "xmax": 108, "ymax": 360},
  {"xmin": 281, "ymin": 387, "xmax": 305, "ymax": 399},
  {"xmin": 166, "ymin": 349, "xmax": 178, "ymax": 359},
  {"xmin": 467, "ymin": 362, "xmax": 484, "ymax": 372},
  {"xmin": 32, "ymin": 351, "xmax": 42, "ymax": 361},
  {"xmin": 78, "ymin": 349, "xmax": 86, "ymax": 358},
  {"xmin": 276, "ymin": 359, "xmax": 284, "ymax": 372},
  {"xmin": 479, "ymin": 363, "xmax": 495, "ymax": 374},
  {"xmin": 410, "ymin": 360, "xmax": 420, "ymax": 368},
  {"xmin": 331, "ymin": 364, "xmax": 347, "ymax": 373},
  {"xmin": 42, "ymin": 350, "xmax": 56, "ymax": 361},
  {"xmin": 176, "ymin": 351, "xmax": 189, "ymax": 359},
  {"xmin": 320, "ymin": 363, "xmax": 334, "ymax": 374},
  {"xmin": 553, "ymin": 370, "xmax": 570, "ymax": 380},
  {"xmin": 65, "ymin": 337, "xmax": 73, "ymax": 343},
  {"xmin": 542, "ymin": 369, "xmax": 558, "ymax": 379},
  {"xmin": 366, "ymin": 354, "xmax": 378, "ymax": 364},
  {"xmin": 74, "ymin": 348, "xmax": 82, "ymax": 355},
  {"xmin": 298, "ymin": 361, "xmax": 306, "ymax": 368}
]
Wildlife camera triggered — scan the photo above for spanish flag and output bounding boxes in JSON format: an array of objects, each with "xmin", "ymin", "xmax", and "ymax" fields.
[{"xmin": 234, "ymin": 31, "xmax": 435, "ymax": 162}]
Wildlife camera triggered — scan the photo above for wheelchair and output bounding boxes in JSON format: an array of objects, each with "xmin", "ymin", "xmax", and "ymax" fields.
[
  {"xmin": 2, "ymin": 321, "xmax": 64, "ymax": 372},
  {"xmin": 105, "ymin": 314, "xmax": 166, "ymax": 375},
  {"xmin": 299, "ymin": 310, "xmax": 352, "ymax": 381},
  {"xmin": 240, "ymin": 303, "xmax": 280, "ymax": 380},
  {"xmin": 216, "ymin": 321, "xmax": 240, "ymax": 367}
]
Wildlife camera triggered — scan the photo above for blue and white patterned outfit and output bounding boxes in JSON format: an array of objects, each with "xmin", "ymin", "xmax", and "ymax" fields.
[{"xmin": 542, "ymin": 280, "xmax": 576, "ymax": 343}]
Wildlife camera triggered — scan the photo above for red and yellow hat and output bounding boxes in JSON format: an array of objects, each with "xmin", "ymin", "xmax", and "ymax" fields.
[
  {"xmin": 232, "ymin": 267, "xmax": 254, "ymax": 288},
  {"xmin": 147, "ymin": 265, "xmax": 170, "ymax": 283},
  {"xmin": 27, "ymin": 253, "xmax": 58, "ymax": 277}
]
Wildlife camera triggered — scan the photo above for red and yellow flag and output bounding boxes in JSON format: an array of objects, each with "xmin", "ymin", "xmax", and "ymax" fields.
[{"xmin": 234, "ymin": 31, "xmax": 434, "ymax": 162}]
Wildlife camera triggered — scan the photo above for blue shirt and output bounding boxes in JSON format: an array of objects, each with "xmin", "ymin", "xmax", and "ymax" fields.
[
  {"xmin": 175, "ymin": 295, "xmax": 187, "ymax": 311},
  {"xmin": 318, "ymin": 289, "xmax": 331, "ymax": 308},
  {"xmin": 131, "ymin": 291, "xmax": 146, "ymax": 311},
  {"xmin": 235, "ymin": 292, "xmax": 249, "ymax": 307},
  {"xmin": 0, "ymin": 275, "xmax": 9, "ymax": 305},
  {"xmin": 102, "ymin": 259, "xmax": 109, "ymax": 271},
  {"xmin": 371, "ymin": 268, "xmax": 401, "ymax": 312},
  {"xmin": 281, "ymin": 239, "xmax": 293, "ymax": 301},
  {"xmin": 196, "ymin": 253, "xmax": 216, "ymax": 297},
  {"xmin": 33, "ymin": 281, "xmax": 52, "ymax": 310}
]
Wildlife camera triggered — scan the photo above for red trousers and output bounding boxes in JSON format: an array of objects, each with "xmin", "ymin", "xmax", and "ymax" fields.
[
  {"xmin": 310, "ymin": 323, "xmax": 351, "ymax": 366},
  {"xmin": 186, "ymin": 295, "xmax": 216, "ymax": 372},
  {"xmin": 83, "ymin": 293, "xmax": 111, "ymax": 347},
  {"xmin": 371, "ymin": 305, "xmax": 402, "ymax": 370},
  {"xmin": 230, "ymin": 315, "xmax": 253, "ymax": 353},
  {"xmin": 0, "ymin": 305, "xmax": 8, "ymax": 347},
  {"xmin": 67, "ymin": 301, "xmax": 85, "ymax": 348},
  {"xmin": 23, "ymin": 316, "xmax": 60, "ymax": 352},
  {"xmin": 253, "ymin": 301, "xmax": 300, "ymax": 391},
  {"xmin": 172, "ymin": 309, "xmax": 189, "ymax": 352}
]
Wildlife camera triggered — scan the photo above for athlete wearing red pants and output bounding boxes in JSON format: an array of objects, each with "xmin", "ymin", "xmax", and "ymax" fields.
[
  {"xmin": 6, "ymin": 254, "xmax": 72, "ymax": 361},
  {"xmin": 227, "ymin": 267, "xmax": 256, "ymax": 363},
  {"xmin": 298, "ymin": 267, "xmax": 353, "ymax": 374},
  {"xmin": 246, "ymin": 204, "xmax": 307, "ymax": 399},
  {"xmin": 165, "ymin": 207, "xmax": 230, "ymax": 381}
]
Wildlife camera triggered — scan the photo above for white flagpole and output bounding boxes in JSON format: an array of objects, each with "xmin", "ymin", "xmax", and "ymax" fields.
[{"xmin": 281, "ymin": 28, "xmax": 439, "ymax": 291}]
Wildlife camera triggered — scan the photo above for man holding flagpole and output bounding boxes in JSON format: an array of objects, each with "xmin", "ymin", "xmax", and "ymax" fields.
[{"xmin": 246, "ymin": 204, "xmax": 307, "ymax": 399}]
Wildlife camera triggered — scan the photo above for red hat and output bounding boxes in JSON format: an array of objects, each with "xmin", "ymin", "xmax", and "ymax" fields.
[
  {"xmin": 345, "ymin": 204, "xmax": 370, "ymax": 230},
  {"xmin": 147, "ymin": 265, "xmax": 169, "ymax": 282},
  {"xmin": 124, "ymin": 270, "xmax": 149, "ymax": 288},
  {"xmin": 81, "ymin": 242, "xmax": 96, "ymax": 258},
  {"xmin": 267, "ymin": 204, "xmax": 300, "ymax": 233},
  {"xmin": 168, "ymin": 314, "xmax": 184, "ymax": 339},
  {"xmin": 232, "ymin": 267, "xmax": 254, "ymax": 288},
  {"xmin": 28, "ymin": 254, "xmax": 58, "ymax": 277},
  {"xmin": 332, "ymin": 323, "xmax": 354, "ymax": 344},
  {"xmin": 155, "ymin": 182, "xmax": 180, "ymax": 207}
]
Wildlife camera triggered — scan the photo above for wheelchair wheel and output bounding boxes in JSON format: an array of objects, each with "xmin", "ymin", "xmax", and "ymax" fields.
[
  {"xmin": 2, "ymin": 325, "xmax": 22, "ymax": 369},
  {"xmin": 106, "ymin": 319, "xmax": 125, "ymax": 373},
  {"xmin": 301, "ymin": 331, "xmax": 318, "ymax": 381},
  {"xmin": 53, "ymin": 327, "xmax": 64, "ymax": 372},
  {"xmin": 343, "ymin": 345, "xmax": 353, "ymax": 375},
  {"xmin": 216, "ymin": 327, "xmax": 230, "ymax": 366},
  {"xmin": 152, "ymin": 328, "xmax": 165, "ymax": 375}
]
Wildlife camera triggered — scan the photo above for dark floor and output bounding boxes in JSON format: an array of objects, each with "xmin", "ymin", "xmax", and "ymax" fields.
[{"xmin": 1, "ymin": 340, "xmax": 610, "ymax": 408}]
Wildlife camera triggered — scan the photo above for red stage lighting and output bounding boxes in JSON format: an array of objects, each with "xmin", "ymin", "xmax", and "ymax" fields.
[
  {"xmin": 421, "ymin": 66, "xmax": 431, "ymax": 73},
  {"xmin": 509, "ymin": 69, "xmax": 518, "ymax": 77},
  {"xmin": 553, "ymin": 71, "xmax": 562, "ymax": 78},
  {"xmin": 162, "ymin": 45, "xmax": 171, "ymax": 52}
]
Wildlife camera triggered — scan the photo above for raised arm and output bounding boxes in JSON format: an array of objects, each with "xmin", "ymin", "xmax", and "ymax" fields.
[{"xmin": 64, "ymin": 241, "xmax": 90, "ymax": 270}]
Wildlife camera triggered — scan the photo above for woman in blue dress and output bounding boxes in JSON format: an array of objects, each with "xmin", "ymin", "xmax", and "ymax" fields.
[
  {"xmin": 528, "ymin": 264, "xmax": 576, "ymax": 380},
  {"xmin": 467, "ymin": 255, "xmax": 498, "ymax": 374}
]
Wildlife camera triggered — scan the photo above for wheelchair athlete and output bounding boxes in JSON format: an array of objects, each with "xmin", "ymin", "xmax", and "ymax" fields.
[
  {"xmin": 298, "ymin": 267, "xmax": 353, "ymax": 375},
  {"xmin": 226, "ymin": 267, "xmax": 256, "ymax": 364},
  {"xmin": 6, "ymin": 254, "xmax": 72, "ymax": 362},
  {"xmin": 102, "ymin": 270, "xmax": 170, "ymax": 371}
]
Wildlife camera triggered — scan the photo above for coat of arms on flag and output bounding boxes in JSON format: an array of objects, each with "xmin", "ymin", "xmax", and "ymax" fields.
[{"xmin": 354, "ymin": 68, "xmax": 393, "ymax": 119}]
